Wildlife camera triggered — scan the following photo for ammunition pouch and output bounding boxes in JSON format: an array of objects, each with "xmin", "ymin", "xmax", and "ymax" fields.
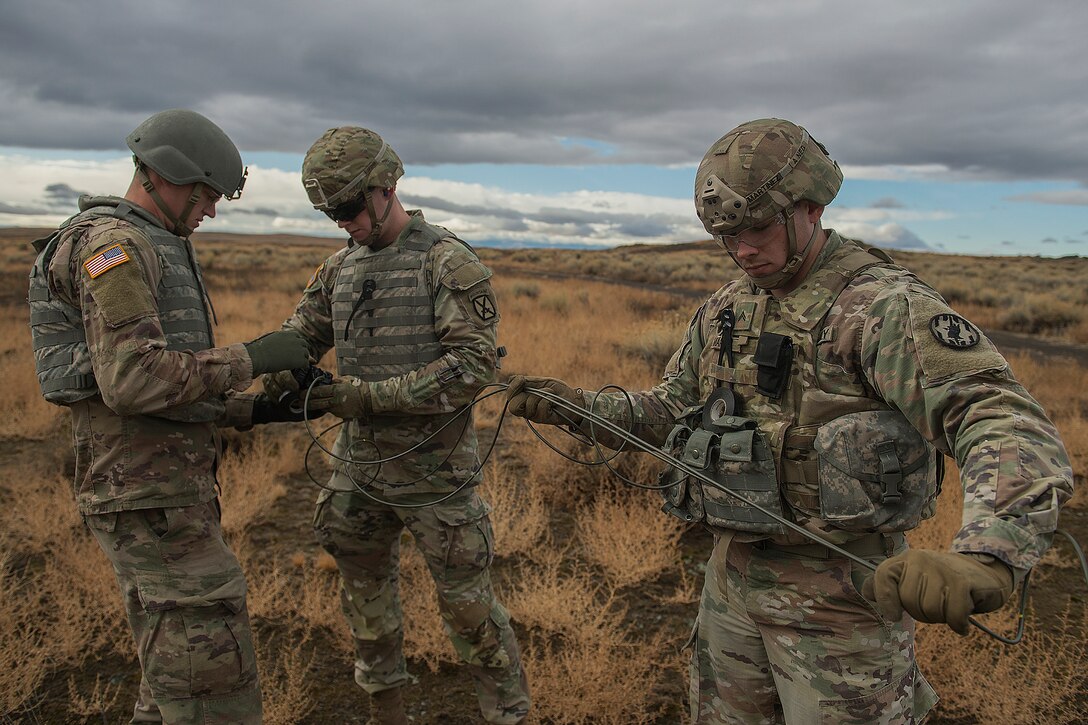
[
  {"xmin": 659, "ymin": 396, "xmax": 787, "ymax": 535},
  {"xmin": 814, "ymin": 410, "xmax": 941, "ymax": 532}
]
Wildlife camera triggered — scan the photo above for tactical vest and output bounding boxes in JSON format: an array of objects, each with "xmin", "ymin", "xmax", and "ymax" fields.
[
  {"xmin": 28, "ymin": 196, "xmax": 222, "ymax": 422},
  {"xmin": 331, "ymin": 224, "xmax": 447, "ymax": 382},
  {"xmin": 663, "ymin": 238, "xmax": 941, "ymax": 539}
]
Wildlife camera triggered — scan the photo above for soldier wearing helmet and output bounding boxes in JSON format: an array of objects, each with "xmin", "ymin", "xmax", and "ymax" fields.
[
  {"xmin": 28, "ymin": 109, "xmax": 313, "ymax": 724},
  {"xmin": 262, "ymin": 127, "xmax": 530, "ymax": 725},
  {"xmin": 506, "ymin": 118, "xmax": 1072, "ymax": 722}
]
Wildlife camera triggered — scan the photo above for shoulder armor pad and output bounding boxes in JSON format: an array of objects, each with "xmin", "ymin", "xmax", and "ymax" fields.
[
  {"xmin": 436, "ymin": 238, "xmax": 491, "ymax": 290},
  {"xmin": 440, "ymin": 257, "xmax": 492, "ymax": 290}
]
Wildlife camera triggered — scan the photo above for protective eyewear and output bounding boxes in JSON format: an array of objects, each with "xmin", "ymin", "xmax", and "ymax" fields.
[
  {"xmin": 717, "ymin": 210, "xmax": 788, "ymax": 252},
  {"xmin": 323, "ymin": 194, "xmax": 369, "ymax": 223}
]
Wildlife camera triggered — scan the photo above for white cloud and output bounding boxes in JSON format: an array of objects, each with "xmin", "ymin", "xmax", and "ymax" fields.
[{"xmin": 0, "ymin": 153, "xmax": 706, "ymax": 247}]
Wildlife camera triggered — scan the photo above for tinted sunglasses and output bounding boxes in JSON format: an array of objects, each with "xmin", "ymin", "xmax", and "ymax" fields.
[{"xmin": 323, "ymin": 194, "xmax": 369, "ymax": 223}]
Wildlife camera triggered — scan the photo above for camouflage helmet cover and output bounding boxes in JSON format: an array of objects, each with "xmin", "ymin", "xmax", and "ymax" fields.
[
  {"xmin": 302, "ymin": 127, "xmax": 404, "ymax": 209},
  {"xmin": 125, "ymin": 109, "xmax": 246, "ymax": 199},
  {"xmin": 695, "ymin": 118, "xmax": 842, "ymax": 237}
]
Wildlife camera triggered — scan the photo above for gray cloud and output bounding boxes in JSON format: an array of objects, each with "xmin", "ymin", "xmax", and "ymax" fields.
[
  {"xmin": 1006, "ymin": 188, "xmax": 1088, "ymax": 205},
  {"xmin": 230, "ymin": 206, "xmax": 280, "ymax": 217},
  {"xmin": 0, "ymin": 201, "xmax": 47, "ymax": 215},
  {"xmin": 0, "ymin": 0, "xmax": 1086, "ymax": 184},
  {"xmin": 43, "ymin": 183, "xmax": 87, "ymax": 205},
  {"xmin": 400, "ymin": 193, "xmax": 690, "ymax": 238},
  {"xmin": 398, "ymin": 195, "xmax": 527, "ymax": 221},
  {"xmin": 870, "ymin": 197, "xmax": 906, "ymax": 209}
]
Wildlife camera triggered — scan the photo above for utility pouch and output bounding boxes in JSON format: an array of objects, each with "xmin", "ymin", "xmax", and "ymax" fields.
[
  {"xmin": 815, "ymin": 410, "xmax": 939, "ymax": 531},
  {"xmin": 658, "ymin": 392, "xmax": 787, "ymax": 534},
  {"xmin": 659, "ymin": 407, "xmax": 705, "ymax": 524},
  {"xmin": 754, "ymin": 333, "xmax": 793, "ymax": 399}
]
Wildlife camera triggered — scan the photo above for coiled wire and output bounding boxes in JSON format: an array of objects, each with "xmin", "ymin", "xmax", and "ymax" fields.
[{"xmin": 294, "ymin": 377, "xmax": 1088, "ymax": 644}]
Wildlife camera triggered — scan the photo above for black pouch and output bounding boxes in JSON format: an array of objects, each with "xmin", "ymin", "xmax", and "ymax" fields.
[{"xmin": 754, "ymin": 333, "xmax": 793, "ymax": 399}]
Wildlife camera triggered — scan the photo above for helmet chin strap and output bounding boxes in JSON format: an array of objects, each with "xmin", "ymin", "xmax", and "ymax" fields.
[
  {"xmin": 137, "ymin": 162, "xmax": 202, "ymax": 237},
  {"xmin": 741, "ymin": 207, "xmax": 822, "ymax": 291},
  {"xmin": 359, "ymin": 188, "xmax": 396, "ymax": 248}
]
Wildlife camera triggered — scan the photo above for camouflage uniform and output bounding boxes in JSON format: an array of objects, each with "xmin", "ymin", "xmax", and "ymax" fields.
[
  {"xmin": 284, "ymin": 211, "xmax": 530, "ymax": 724},
  {"xmin": 29, "ymin": 196, "xmax": 262, "ymax": 724},
  {"xmin": 586, "ymin": 230, "xmax": 1073, "ymax": 723}
]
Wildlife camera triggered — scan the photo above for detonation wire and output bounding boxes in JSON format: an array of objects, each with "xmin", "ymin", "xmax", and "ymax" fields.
[
  {"xmin": 525, "ymin": 385, "xmax": 1088, "ymax": 645},
  {"xmin": 291, "ymin": 376, "xmax": 1087, "ymax": 644},
  {"xmin": 299, "ymin": 381, "xmax": 514, "ymax": 509}
]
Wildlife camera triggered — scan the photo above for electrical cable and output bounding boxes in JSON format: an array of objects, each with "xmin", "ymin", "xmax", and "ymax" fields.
[
  {"xmin": 290, "ymin": 375, "xmax": 1088, "ymax": 644},
  {"xmin": 298, "ymin": 381, "xmax": 513, "ymax": 509},
  {"xmin": 521, "ymin": 385, "xmax": 1088, "ymax": 644}
]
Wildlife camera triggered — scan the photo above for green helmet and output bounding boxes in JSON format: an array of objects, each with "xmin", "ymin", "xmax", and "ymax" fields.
[
  {"xmin": 126, "ymin": 109, "xmax": 247, "ymax": 199},
  {"xmin": 302, "ymin": 127, "xmax": 404, "ymax": 210},
  {"xmin": 695, "ymin": 118, "xmax": 841, "ymax": 237}
]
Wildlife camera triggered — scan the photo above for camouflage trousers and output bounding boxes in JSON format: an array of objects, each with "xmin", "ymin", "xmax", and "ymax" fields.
[
  {"xmin": 313, "ymin": 475, "xmax": 530, "ymax": 724},
  {"xmin": 85, "ymin": 500, "xmax": 262, "ymax": 725},
  {"xmin": 688, "ymin": 534, "xmax": 938, "ymax": 724}
]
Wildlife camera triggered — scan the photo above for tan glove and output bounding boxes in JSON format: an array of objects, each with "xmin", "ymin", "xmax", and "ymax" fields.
[
  {"xmin": 862, "ymin": 550, "xmax": 1014, "ymax": 635},
  {"xmin": 506, "ymin": 375, "xmax": 583, "ymax": 427},
  {"xmin": 261, "ymin": 370, "xmax": 298, "ymax": 404},
  {"xmin": 306, "ymin": 377, "xmax": 372, "ymax": 420}
]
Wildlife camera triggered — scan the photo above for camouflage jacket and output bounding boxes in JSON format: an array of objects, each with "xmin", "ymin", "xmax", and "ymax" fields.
[
  {"xmin": 588, "ymin": 231, "xmax": 1073, "ymax": 574},
  {"xmin": 284, "ymin": 211, "xmax": 501, "ymax": 496},
  {"xmin": 37, "ymin": 196, "xmax": 256, "ymax": 514}
]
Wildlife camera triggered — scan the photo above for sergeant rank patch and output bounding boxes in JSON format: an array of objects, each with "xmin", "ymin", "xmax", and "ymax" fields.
[
  {"xmin": 83, "ymin": 244, "xmax": 130, "ymax": 279},
  {"xmin": 472, "ymin": 293, "xmax": 497, "ymax": 321},
  {"xmin": 929, "ymin": 313, "xmax": 980, "ymax": 349}
]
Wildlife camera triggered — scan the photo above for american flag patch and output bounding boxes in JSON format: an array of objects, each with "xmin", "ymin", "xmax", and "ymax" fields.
[{"xmin": 83, "ymin": 244, "xmax": 131, "ymax": 279}]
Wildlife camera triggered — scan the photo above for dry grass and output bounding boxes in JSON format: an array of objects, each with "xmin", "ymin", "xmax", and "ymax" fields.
[
  {"xmin": 917, "ymin": 604, "xmax": 1088, "ymax": 724},
  {"xmin": 485, "ymin": 240, "xmax": 1088, "ymax": 343},
  {"xmin": 0, "ymin": 306, "xmax": 65, "ymax": 439},
  {"xmin": 481, "ymin": 458, "xmax": 549, "ymax": 559},
  {"xmin": 255, "ymin": 626, "xmax": 319, "ymax": 725},
  {"xmin": 578, "ymin": 483, "xmax": 684, "ymax": 589},
  {"xmin": 506, "ymin": 555, "xmax": 671, "ymax": 724},
  {"xmin": 1, "ymin": 229, "xmax": 1085, "ymax": 723},
  {"xmin": 0, "ymin": 555, "xmax": 50, "ymax": 716},
  {"xmin": 217, "ymin": 428, "xmax": 308, "ymax": 539},
  {"xmin": 66, "ymin": 674, "xmax": 126, "ymax": 722}
]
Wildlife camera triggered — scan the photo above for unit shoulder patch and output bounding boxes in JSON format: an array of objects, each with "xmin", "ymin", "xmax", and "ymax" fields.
[
  {"xmin": 928, "ymin": 313, "xmax": 981, "ymax": 349},
  {"xmin": 905, "ymin": 287, "xmax": 1007, "ymax": 386},
  {"xmin": 472, "ymin": 293, "xmax": 497, "ymax": 321}
]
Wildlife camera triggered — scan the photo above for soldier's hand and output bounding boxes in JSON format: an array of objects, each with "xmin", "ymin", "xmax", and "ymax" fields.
[
  {"xmin": 250, "ymin": 393, "xmax": 326, "ymax": 424},
  {"xmin": 862, "ymin": 550, "xmax": 1014, "ymax": 635},
  {"xmin": 244, "ymin": 330, "xmax": 312, "ymax": 375},
  {"xmin": 306, "ymin": 377, "xmax": 371, "ymax": 420},
  {"xmin": 261, "ymin": 370, "xmax": 299, "ymax": 403},
  {"xmin": 506, "ymin": 375, "xmax": 583, "ymax": 427}
]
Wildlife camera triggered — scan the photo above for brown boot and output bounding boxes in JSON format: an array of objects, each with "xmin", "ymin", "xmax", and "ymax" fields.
[{"xmin": 367, "ymin": 687, "xmax": 408, "ymax": 725}]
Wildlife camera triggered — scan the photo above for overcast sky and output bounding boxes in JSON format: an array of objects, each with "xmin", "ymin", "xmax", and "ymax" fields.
[{"xmin": 1, "ymin": 0, "xmax": 1085, "ymax": 255}]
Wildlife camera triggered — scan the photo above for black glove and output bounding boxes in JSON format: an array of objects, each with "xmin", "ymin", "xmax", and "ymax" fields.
[{"xmin": 250, "ymin": 393, "xmax": 326, "ymax": 425}]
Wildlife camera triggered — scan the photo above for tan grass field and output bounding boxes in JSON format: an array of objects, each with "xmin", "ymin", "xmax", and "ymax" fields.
[{"xmin": 1, "ymin": 226, "xmax": 1085, "ymax": 724}]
